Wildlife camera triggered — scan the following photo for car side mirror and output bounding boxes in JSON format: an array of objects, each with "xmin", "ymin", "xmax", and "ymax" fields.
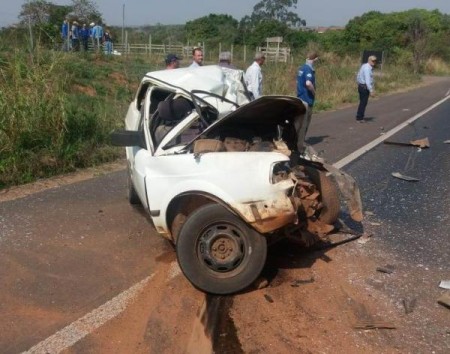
[{"xmin": 110, "ymin": 130, "xmax": 146, "ymax": 149}]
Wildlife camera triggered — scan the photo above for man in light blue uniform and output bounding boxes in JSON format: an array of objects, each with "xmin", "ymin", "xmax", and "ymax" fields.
[
  {"xmin": 296, "ymin": 51, "xmax": 319, "ymax": 152},
  {"xmin": 92, "ymin": 23, "xmax": 104, "ymax": 52},
  {"xmin": 356, "ymin": 55, "xmax": 377, "ymax": 122}
]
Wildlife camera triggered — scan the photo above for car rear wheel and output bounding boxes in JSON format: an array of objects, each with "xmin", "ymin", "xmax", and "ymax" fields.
[
  {"xmin": 176, "ymin": 204, "xmax": 267, "ymax": 295},
  {"xmin": 304, "ymin": 166, "xmax": 340, "ymax": 224},
  {"xmin": 127, "ymin": 169, "xmax": 141, "ymax": 205}
]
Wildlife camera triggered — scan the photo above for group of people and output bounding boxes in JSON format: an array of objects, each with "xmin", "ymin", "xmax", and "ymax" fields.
[
  {"xmin": 61, "ymin": 19, "xmax": 113, "ymax": 54},
  {"xmin": 163, "ymin": 47, "xmax": 377, "ymax": 151}
]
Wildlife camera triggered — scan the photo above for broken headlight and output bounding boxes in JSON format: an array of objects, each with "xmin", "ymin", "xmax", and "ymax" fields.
[{"xmin": 271, "ymin": 161, "xmax": 291, "ymax": 184}]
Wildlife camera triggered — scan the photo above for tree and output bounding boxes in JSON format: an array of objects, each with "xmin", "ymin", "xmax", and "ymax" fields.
[
  {"xmin": 69, "ymin": 0, "xmax": 102, "ymax": 24},
  {"xmin": 19, "ymin": 0, "xmax": 53, "ymax": 26},
  {"xmin": 251, "ymin": 0, "xmax": 306, "ymax": 27},
  {"xmin": 185, "ymin": 14, "xmax": 239, "ymax": 46}
]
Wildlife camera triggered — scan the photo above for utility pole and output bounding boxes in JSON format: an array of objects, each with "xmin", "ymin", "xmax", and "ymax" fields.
[
  {"xmin": 122, "ymin": 4, "xmax": 125, "ymax": 45},
  {"xmin": 27, "ymin": 1, "xmax": 34, "ymax": 53}
]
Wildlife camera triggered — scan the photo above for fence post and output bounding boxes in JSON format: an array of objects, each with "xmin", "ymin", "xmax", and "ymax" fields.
[
  {"xmin": 149, "ymin": 34, "xmax": 152, "ymax": 56},
  {"xmin": 244, "ymin": 45, "xmax": 246, "ymax": 63},
  {"xmin": 125, "ymin": 30, "xmax": 128, "ymax": 56}
]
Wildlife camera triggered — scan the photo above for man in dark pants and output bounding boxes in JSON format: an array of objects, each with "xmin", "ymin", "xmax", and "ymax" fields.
[{"xmin": 356, "ymin": 55, "xmax": 377, "ymax": 122}]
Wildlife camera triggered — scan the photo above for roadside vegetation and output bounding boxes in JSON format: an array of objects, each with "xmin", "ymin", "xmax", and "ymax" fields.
[{"xmin": 0, "ymin": 0, "xmax": 449, "ymax": 188}]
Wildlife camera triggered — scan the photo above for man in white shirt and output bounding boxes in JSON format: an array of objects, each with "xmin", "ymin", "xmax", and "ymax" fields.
[
  {"xmin": 245, "ymin": 52, "xmax": 266, "ymax": 100},
  {"xmin": 189, "ymin": 47, "xmax": 204, "ymax": 68},
  {"xmin": 356, "ymin": 55, "xmax": 377, "ymax": 122}
]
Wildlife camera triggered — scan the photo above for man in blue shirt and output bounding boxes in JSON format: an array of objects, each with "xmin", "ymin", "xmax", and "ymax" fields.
[
  {"xmin": 80, "ymin": 24, "xmax": 90, "ymax": 51},
  {"xmin": 296, "ymin": 51, "xmax": 318, "ymax": 152},
  {"xmin": 61, "ymin": 19, "xmax": 70, "ymax": 51},
  {"xmin": 356, "ymin": 55, "xmax": 377, "ymax": 122}
]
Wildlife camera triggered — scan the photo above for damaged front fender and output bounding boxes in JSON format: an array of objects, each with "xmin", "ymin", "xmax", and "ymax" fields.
[
  {"xmin": 321, "ymin": 162, "xmax": 363, "ymax": 222},
  {"xmin": 232, "ymin": 193, "xmax": 298, "ymax": 234}
]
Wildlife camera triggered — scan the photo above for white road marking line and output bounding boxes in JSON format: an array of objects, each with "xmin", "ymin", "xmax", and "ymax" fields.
[
  {"xmin": 166, "ymin": 261, "xmax": 182, "ymax": 281},
  {"xmin": 334, "ymin": 94, "xmax": 450, "ymax": 169},
  {"xmin": 445, "ymin": 89, "xmax": 450, "ymax": 97},
  {"xmin": 23, "ymin": 274, "xmax": 155, "ymax": 354}
]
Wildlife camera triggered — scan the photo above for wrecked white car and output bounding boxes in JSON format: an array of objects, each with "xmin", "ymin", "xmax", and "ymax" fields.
[{"xmin": 111, "ymin": 65, "xmax": 362, "ymax": 295}]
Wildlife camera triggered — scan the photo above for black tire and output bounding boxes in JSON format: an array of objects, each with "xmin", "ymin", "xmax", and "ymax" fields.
[
  {"xmin": 304, "ymin": 166, "xmax": 340, "ymax": 224},
  {"xmin": 127, "ymin": 168, "xmax": 141, "ymax": 205},
  {"xmin": 176, "ymin": 204, "xmax": 267, "ymax": 295}
]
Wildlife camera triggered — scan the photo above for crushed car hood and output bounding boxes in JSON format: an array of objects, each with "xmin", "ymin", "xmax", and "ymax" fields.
[{"xmin": 145, "ymin": 65, "xmax": 250, "ymax": 110}]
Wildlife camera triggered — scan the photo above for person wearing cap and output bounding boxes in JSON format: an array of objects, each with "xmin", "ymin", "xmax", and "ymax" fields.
[
  {"xmin": 296, "ymin": 51, "xmax": 319, "ymax": 152},
  {"xmin": 218, "ymin": 51, "xmax": 236, "ymax": 69},
  {"xmin": 245, "ymin": 52, "xmax": 266, "ymax": 100},
  {"xmin": 89, "ymin": 23, "xmax": 95, "ymax": 49},
  {"xmin": 189, "ymin": 47, "xmax": 204, "ymax": 68},
  {"xmin": 165, "ymin": 54, "xmax": 180, "ymax": 69},
  {"xmin": 356, "ymin": 55, "xmax": 377, "ymax": 122},
  {"xmin": 70, "ymin": 21, "xmax": 80, "ymax": 51},
  {"xmin": 103, "ymin": 30, "xmax": 113, "ymax": 55}
]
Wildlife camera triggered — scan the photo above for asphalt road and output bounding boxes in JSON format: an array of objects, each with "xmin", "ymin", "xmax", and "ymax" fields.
[
  {"xmin": 0, "ymin": 77, "xmax": 449, "ymax": 353},
  {"xmin": 340, "ymin": 97, "xmax": 450, "ymax": 352}
]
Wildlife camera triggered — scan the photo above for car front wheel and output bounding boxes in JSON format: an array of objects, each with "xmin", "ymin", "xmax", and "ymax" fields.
[{"xmin": 176, "ymin": 203, "xmax": 267, "ymax": 295}]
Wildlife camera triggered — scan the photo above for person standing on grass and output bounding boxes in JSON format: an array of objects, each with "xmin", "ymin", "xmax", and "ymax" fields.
[
  {"xmin": 61, "ymin": 19, "xmax": 70, "ymax": 51},
  {"xmin": 245, "ymin": 52, "xmax": 265, "ymax": 100},
  {"xmin": 92, "ymin": 23, "xmax": 104, "ymax": 52},
  {"xmin": 189, "ymin": 47, "xmax": 204, "ymax": 68},
  {"xmin": 89, "ymin": 22, "xmax": 95, "ymax": 49},
  {"xmin": 103, "ymin": 30, "xmax": 113, "ymax": 55},
  {"xmin": 296, "ymin": 51, "xmax": 319, "ymax": 152},
  {"xmin": 71, "ymin": 21, "xmax": 80, "ymax": 51},
  {"xmin": 80, "ymin": 24, "xmax": 89, "ymax": 52},
  {"xmin": 356, "ymin": 55, "xmax": 377, "ymax": 122}
]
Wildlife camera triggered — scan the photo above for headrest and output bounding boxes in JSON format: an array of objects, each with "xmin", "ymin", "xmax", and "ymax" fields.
[{"xmin": 157, "ymin": 98, "xmax": 193, "ymax": 122}]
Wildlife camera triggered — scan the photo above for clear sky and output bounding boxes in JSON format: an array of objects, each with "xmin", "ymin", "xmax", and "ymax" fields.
[{"xmin": 1, "ymin": 0, "xmax": 449, "ymax": 28}]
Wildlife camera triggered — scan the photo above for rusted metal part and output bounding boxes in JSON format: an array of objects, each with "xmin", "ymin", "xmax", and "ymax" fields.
[
  {"xmin": 234, "ymin": 196, "xmax": 298, "ymax": 234},
  {"xmin": 322, "ymin": 162, "xmax": 364, "ymax": 222},
  {"xmin": 289, "ymin": 171, "xmax": 336, "ymax": 238}
]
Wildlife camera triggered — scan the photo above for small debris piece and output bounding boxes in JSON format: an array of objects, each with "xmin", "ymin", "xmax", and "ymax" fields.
[
  {"xmin": 392, "ymin": 172, "xmax": 420, "ymax": 182},
  {"xmin": 357, "ymin": 233, "xmax": 373, "ymax": 245},
  {"xmin": 402, "ymin": 298, "xmax": 416, "ymax": 314},
  {"xmin": 439, "ymin": 281, "xmax": 450, "ymax": 290},
  {"xmin": 443, "ymin": 140, "xmax": 450, "ymax": 144},
  {"xmin": 264, "ymin": 294, "xmax": 274, "ymax": 303},
  {"xmin": 409, "ymin": 138, "xmax": 430, "ymax": 148},
  {"xmin": 376, "ymin": 265, "xmax": 395, "ymax": 274},
  {"xmin": 437, "ymin": 293, "xmax": 450, "ymax": 309},
  {"xmin": 254, "ymin": 277, "xmax": 269, "ymax": 290},
  {"xmin": 354, "ymin": 321, "xmax": 396, "ymax": 330},
  {"xmin": 384, "ymin": 137, "xmax": 429, "ymax": 148},
  {"xmin": 365, "ymin": 211, "xmax": 375, "ymax": 216},
  {"xmin": 369, "ymin": 222, "xmax": 381, "ymax": 226},
  {"xmin": 290, "ymin": 277, "xmax": 315, "ymax": 287}
]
